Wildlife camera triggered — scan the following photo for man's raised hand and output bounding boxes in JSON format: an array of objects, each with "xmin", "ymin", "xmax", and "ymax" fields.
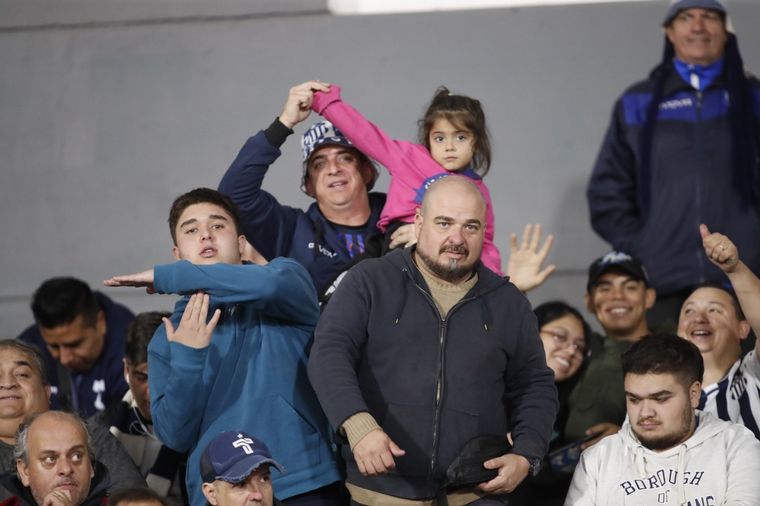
[{"xmin": 279, "ymin": 81, "xmax": 331, "ymax": 129}]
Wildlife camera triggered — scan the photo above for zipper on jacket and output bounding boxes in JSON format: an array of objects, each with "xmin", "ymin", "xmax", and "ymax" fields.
[
  {"xmin": 411, "ymin": 277, "xmax": 477, "ymax": 479},
  {"xmin": 694, "ymin": 90, "xmax": 707, "ymax": 282}
]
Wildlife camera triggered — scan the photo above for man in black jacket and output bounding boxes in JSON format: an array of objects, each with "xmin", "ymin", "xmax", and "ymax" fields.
[{"xmin": 308, "ymin": 176, "xmax": 558, "ymax": 505}]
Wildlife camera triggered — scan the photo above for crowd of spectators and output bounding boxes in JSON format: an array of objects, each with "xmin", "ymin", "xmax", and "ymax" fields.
[{"xmin": 3, "ymin": 1, "xmax": 760, "ymax": 505}]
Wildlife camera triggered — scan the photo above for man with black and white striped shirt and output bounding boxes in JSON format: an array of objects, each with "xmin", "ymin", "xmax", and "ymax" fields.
[{"xmin": 678, "ymin": 224, "xmax": 760, "ymax": 439}]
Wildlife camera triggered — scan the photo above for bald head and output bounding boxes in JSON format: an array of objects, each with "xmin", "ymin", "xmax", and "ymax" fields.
[
  {"xmin": 16, "ymin": 411, "xmax": 94, "ymax": 506},
  {"xmin": 421, "ymin": 176, "xmax": 486, "ymax": 218},
  {"xmin": 414, "ymin": 176, "xmax": 486, "ymax": 284}
]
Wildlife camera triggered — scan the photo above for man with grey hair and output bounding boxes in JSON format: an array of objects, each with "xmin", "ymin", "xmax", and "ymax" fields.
[
  {"xmin": 0, "ymin": 410, "xmax": 108, "ymax": 505},
  {"xmin": 309, "ymin": 176, "xmax": 558, "ymax": 504},
  {"xmin": 0, "ymin": 340, "xmax": 144, "ymax": 501},
  {"xmin": 587, "ymin": 0, "xmax": 760, "ymax": 329}
]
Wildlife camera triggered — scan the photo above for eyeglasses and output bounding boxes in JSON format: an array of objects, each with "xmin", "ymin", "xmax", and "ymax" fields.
[{"xmin": 540, "ymin": 329, "xmax": 587, "ymax": 357}]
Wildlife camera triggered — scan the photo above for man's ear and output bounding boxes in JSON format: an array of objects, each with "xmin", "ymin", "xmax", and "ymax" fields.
[
  {"xmin": 738, "ymin": 320, "xmax": 751, "ymax": 341},
  {"xmin": 361, "ymin": 161, "xmax": 375, "ymax": 186},
  {"xmin": 304, "ymin": 170, "xmax": 316, "ymax": 198},
  {"xmin": 644, "ymin": 287, "xmax": 657, "ymax": 310},
  {"xmin": 413, "ymin": 209, "xmax": 423, "ymax": 240},
  {"xmin": 689, "ymin": 380, "xmax": 702, "ymax": 409},
  {"xmin": 172, "ymin": 245, "xmax": 181, "ymax": 261},
  {"xmin": 16, "ymin": 460, "xmax": 30, "ymax": 487},
  {"xmin": 237, "ymin": 235, "xmax": 246, "ymax": 260},
  {"xmin": 202, "ymin": 483, "xmax": 218, "ymax": 506},
  {"xmin": 584, "ymin": 292, "xmax": 593, "ymax": 314},
  {"xmin": 95, "ymin": 310, "xmax": 107, "ymax": 338},
  {"xmin": 123, "ymin": 358, "xmax": 130, "ymax": 384}
]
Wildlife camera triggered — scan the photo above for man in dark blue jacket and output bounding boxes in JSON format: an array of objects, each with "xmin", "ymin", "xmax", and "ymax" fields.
[
  {"xmin": 587, "ymin": 0, "xmax": 760, "ymax": 328},
  {"xmin": 218, "ymin": 81, "xmax": 389, "ymax": 304},
  {"xmin": 308, "ymin": 176, "xmax": 557, "ymax": 505},
  {"xmin": 18, "ymin": 277, "xmax": 133, "ymax": 417}
]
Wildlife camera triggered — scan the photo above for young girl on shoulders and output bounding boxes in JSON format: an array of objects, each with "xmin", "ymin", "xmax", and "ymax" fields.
[{"xmin": 310, "ymin": 83, "xmax": 502, "ymax": 274}]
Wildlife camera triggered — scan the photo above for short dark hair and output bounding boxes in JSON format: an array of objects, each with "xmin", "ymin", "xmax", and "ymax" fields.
[
  {"xmin": 125, "ymin": 311, "xmax": 170, "ymax": 366},
  {"xmin": 418, "ymin": 86, "xmax": 492, "ymax": 175},
  {"xmin": 108, "ymin": 487, "xmax": 168, "ymax": 506},
  {"xmin": 622, "ymin": 333, "xmax": 704, "ymax": 388},
  {"xmin": 168, "ymin": 188, "xmax": 243, "ymax": 245},
  {"xmin": 0, "ymin": 340, "xmax": 48, "ymax": 385},
  {"xmin": 31, "ymin": 277, "xmax": 99, "ymax": 329},
  {"xmin": 686, "ymin": 282, "xmax": 746, "ymax": 321}
]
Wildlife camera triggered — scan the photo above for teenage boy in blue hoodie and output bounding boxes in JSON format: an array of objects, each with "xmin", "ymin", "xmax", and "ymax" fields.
[{"xmin": 104, "ymin": 188, "xmax": 343, "ymax": 506}]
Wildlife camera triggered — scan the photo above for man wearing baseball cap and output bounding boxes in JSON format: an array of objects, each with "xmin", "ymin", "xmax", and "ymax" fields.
[
  {"xmin": 201, "ymin": 431, "xmax": 283, "ymax": 506},
  {"xmin": 218, "ymin": 81, "xmax": 387, "ymax": 305},
  {"xmin": 563, "ymin": 251, "xmax": 656, "ymax": 446},
  {"xmin": 587, "ymin": 0, "xmax": 760, "ymax": 330}
]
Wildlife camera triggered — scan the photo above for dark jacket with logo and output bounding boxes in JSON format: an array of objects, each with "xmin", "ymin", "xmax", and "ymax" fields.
[
  {"xmin": 308, "ymin": 248, "xmax": 558, "ymax": 499},
  {"xmin": 587, "ymin": 63, "xmax": 760, "ymax": 296},
  {"xmin": 218, "ymin": 120, "xmax": 386, "ymax": 302},
  {"xmin": 18, "ymin": 292, "xmax": 132, "ymax": 417}
]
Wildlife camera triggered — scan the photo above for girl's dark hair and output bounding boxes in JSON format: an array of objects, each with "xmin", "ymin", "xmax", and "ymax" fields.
[
  {"xmin": 418, "ymin": 86, "xmax": 492, "ymax": 176},
  {"xmin": 638, "ymin": 32, "xmax": 760, "ymax": 222},
  {"xmin": 534, "ymin": 300, "xmax": 592, "ymax": 347}
]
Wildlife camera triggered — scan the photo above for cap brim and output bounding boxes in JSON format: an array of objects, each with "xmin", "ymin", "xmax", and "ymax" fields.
[{"xmin": 211, "ymin": 456, "xmax": 284, "ymax": 484}]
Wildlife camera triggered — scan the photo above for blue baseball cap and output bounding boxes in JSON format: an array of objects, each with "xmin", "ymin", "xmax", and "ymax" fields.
[
  {"xmin": 663, "ymin": 0, "xmax": 726, "ymax": 26},
  {"xmin": 200, "ymin": 431, "xmax": 283, "ymax": 484}
]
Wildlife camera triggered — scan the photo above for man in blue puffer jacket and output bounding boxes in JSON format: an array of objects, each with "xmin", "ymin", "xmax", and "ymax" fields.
[{"xmin": 587, "ymin": 0, "xmax": 760, "ymax": 328}]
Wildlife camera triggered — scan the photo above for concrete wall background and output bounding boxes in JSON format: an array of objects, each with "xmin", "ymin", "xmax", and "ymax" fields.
[{"xmin": 2, "ymin": 0, "xmax": 759, "ymax": 335}]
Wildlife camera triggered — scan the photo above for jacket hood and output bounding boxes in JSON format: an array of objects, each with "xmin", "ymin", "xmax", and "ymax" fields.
[{"xmin": 619, "ymin": 410, "xmax": 724, "ymax": 505}]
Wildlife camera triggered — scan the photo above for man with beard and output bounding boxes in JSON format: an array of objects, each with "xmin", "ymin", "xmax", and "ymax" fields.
[
  {"xmin": 565, "ymin": 333, "xmax": 760, "ymax": 505},
  {"xmin": 308, "ymin": 176, "xmax": 558, "ymax": 505},
  {"xmin": 677, "ymin": 225, "xmax": 760, "ymax": 439}
]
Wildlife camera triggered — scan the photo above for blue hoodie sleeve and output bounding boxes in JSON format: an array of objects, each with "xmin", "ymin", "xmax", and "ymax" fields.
[
  {"xmin": 587, "ymin": 99, "xmax": 643, "ymax": 254},
  {"xmin": 153, "ymin": 258, "xmax": 320, "ymax": 326},
  {"xmin": 217, "ymin": 130, "xmax": 301, "ymax": 261},
  {"xmin": 147, "ymin": 317, "xmax": 209, "ymax": 452}
]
